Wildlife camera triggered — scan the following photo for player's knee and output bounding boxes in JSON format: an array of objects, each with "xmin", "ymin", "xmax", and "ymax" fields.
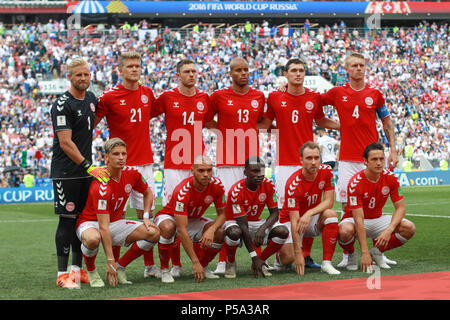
[
  {"xmin": 159, "ymin": 220, "xmax": 176, "ymax": 239},
  {"xmin": 400, "ymin": 220, "xmax": 416, "ymax": 239},
  {"xmin": 271, "ymin": 225, "xmax": 289, "ymax": 239},
  {"xmin": 146, "ymin": 228, "xmax": 160, "ymax": 243},
  {"xmin": 226, "ymin": 225, "xmax": 242, "ymax": 241},
  {"xmin": 339, "ymin": 223, "xmax": 355, "ymax": 242},
  {"xmin": 213, "ymin": 227, "xmax": 225, "ymax": 243}
]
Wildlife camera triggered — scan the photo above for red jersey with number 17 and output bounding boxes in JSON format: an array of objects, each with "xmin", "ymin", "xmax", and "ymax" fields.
[
  {"xmin": 155, "ymin": 176, "xmax": 226, "ymax": 219},
  {"xmin": 343, "ymin": 169, "xmax": 403, "ymax": 220},
  {"xmin": 205, "ymin": 86, "xmax": 265, "ymax": 167},
  {"xmin": 96, "ymin": 84, "xmax": 156, "ymax": 166},
  {"xmin": 152, "ymin": 88, "xmax": 210, "ymax": 169},
  {"xmin": 226, "ymin": 177, "xmax": 278, "ymax": 222},
  {"xmin": 265, "ymin": 88, "xmax": 325, "ymax": 165},
  {"xmin": 76, "ymin": 167, "xmax": 149, "ymax": 228},
  {"xmin": 279, "ymin": 165, "xmax": 335, "ymax": 223},
  {"xmin": 321, "ymin": 83, "xmax": 388, "ymax": 162}
]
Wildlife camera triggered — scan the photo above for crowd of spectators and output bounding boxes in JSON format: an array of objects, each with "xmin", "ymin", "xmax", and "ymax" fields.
[{"xmin": 0, "ymin": 18, "xmax": 448, "ymax": 187}]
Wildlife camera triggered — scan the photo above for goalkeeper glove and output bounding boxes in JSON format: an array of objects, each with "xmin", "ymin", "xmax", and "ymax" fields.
[{"xmin": 80, "ymin": 159, "xmax": 110, "ymax": 183}]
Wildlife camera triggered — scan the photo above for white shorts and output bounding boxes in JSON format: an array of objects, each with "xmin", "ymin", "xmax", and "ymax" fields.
[
  {"xmin": 224, "ymin": 219, "xmax": 284, "ymax": 246},
  {"xmin": 126, "ymin": 164, "xmax": 156, "ymax": 211},
  {"xmin": 339, "ymin": 215, "xmax": 407, "ymax": 239},
  {"xmin": 282, "ymin": 214, "xmax": 321, "ymax": 244},
  {"xmin": 274, "ymin": 165, "xmax": 301, "ymax": 209},
  {"xmin": 154, "ymin": 214, "xmax": 213, "ymax": 243},
  {"xmin": 336, "ymin": 161, "xmax": 366, "ymax": 203},
  {"xmin": 76, "ymin": 219, "xmax": 143, "ymax": 247},
  {"xmin": 162, "ymin": 169, "xmax": 191, "ymax": 207},
  {"xmin": 216, "ymin": 166, "xmax": 245, "ymax": 194}
]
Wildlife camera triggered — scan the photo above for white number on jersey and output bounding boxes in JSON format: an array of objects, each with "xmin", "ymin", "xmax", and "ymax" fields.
[
  {"xmin": 237, "ymin": 109, "xmax": 249, "ymax": 123},
  {"xmin": 352, "ymin": 105, "xmax": 360, "ymax": 119},
  {"xmin": 130, "ymin": 108, "xmax": 142, "ymax": 122},
  {"xmin": 292, "ymin": 110, "xmax": 299, "ymax": 123},
  {"xmin": 182, "ymin": 111, "xmax": 195, "ymax": 125}
]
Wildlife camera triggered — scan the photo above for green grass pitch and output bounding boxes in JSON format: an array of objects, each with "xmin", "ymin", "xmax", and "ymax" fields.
[{"xmin": 0, "ymin": 186, "xmax": 449, "ymax": 300}]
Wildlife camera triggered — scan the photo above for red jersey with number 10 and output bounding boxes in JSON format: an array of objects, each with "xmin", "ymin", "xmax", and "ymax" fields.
[
  {"xmin": 321, "ymin": 83, "xmax": 387, "ymax": 162},
  {"xmin": 76, "ymin": 167, "xmax": 149, "ymax": 228},
  {"xmin": 96, "ymin": 84, "xmax": 156, "ymax": 166},
  {"xmin": 152, "ymin": 88, "xmax": 210, "ymax": 169},
  {"xmin": 226, "ymin": 177, "xmax": 278, "ymax": 222}
]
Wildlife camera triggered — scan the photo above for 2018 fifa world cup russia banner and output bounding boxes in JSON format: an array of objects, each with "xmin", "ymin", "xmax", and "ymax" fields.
[{"xmin": 68, "ymin": 1, "xmax": 450, "ymax": 15}]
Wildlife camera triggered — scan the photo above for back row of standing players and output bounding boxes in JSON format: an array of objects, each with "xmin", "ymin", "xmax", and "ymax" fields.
[{"xmin": 50, "ymin": 51, "xmax": 413, "ymax": 287}]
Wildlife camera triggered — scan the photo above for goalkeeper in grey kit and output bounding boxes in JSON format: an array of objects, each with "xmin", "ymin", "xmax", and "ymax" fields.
[{"xmin": 50, "ymin": 58, "xmax": 110, "ymax": 289}]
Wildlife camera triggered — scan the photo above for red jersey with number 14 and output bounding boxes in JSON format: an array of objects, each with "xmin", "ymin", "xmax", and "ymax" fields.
[
  {"xmin": 155, "ymin": 176, "xmax": 226, "ymax": 219},
  {"xmin": 343, "ymin": 169, "xmax": 403, "ymax": 220},
  {"xmin": 76, "ymin": 167, "xmax": 149, "ymax": 228},
  {"xmin": 96, "ymin": 84, "xmax": 156, "ymax": 166},
  {"xmin": 321, "ymin": 83, "xmax": 387, "ymax": 162},
  {"xmin": 226, "ymin": 177, "xmax": 278, "ymax": 222},
  {"xmin": 152, "ymin": 88, "xmax": 210, "ymax": 169},
  {"xmin": 279, "ymin": 165, "xmax": 335, "ymax": 223}
]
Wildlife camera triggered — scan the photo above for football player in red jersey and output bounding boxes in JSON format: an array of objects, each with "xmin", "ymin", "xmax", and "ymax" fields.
[
  {"xmin": 321, "ymin": 52, "xmax": 398, "ymax": 268},
  {"xmin": 277, "ymin": 142, "xmax": 341, "ymax": 275},
  {"xmin": 222, "ymin": 157, "xmax": 288, "ymax": 278},
  {"xmin": 153, "ymin": 155, "xmax": 226, "ymax": 283},
  {"xmin": 204, "ymin": 57, "xmax": 267, "ymax": 274},
  {"xmin": 75, "ymin": 138, "xmax": 160, "ymax": 287},
  {"xmin": 94, "ymin": 51, "xmax": 160, "ymax": 279},
  {"xmin": 151, "ymin": 59, "xmax": 211, "ymax": 279},
  {"xmin": 338, "ymin": 143, "xmax": 415, "ymax": 272},
  {"xmin": 258, "ymin": 58, "xmax": 340, "ymax": 270}
]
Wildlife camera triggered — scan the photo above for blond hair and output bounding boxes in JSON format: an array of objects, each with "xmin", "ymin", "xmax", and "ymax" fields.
[
  {"xmin": 104, "ymin": 137, "xmax": 127, "ymax": 154},
  {"xmin": 118, "ymin": 51, "xmax": 141, "ymax": 69},
  {"xmin": 68, "ymin": 58, "xmax": 89, "ymax": 75},
  {"xmin": 344, "ymin": 52, "xmax": 366, "ymax": 67}
]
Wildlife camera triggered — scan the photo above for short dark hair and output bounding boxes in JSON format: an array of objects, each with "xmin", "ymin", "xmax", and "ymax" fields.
[
  {"xmin": 285, "ymin": 58, "xmax": 306, "ymax": 72},
  {"xmin": 299, "ymin": 141, "xmax": 320, "ymax": 157},
  {"xmin": 245, "ymin": 156, "xmax": 265, "ymax": 169},
  {"xmin": 176, "ymin": 59, "xmax": 195, "ymax": 73},
  {"xmin": 363, "ymin": 142, "xmax": 384, "ymax": 160}
]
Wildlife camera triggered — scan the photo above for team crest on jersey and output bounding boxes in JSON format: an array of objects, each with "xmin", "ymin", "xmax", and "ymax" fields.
[
  {"xmin": 125, "ymin": 184, "xmax": 132, "ymax": 193},
  {"xmin": 251, "ymin": 100, "xmax": 259, "ymax": 109},
  {"xmin": 305, "ymin": 101, "xmax": 314, "ymax": 111},
  {"xmin": 197, "ymin": 102, "xmax": 205, "ymax": 111},
  {"xmin": 365, "ymin": 97, "xmax": 374, "ymax": 106},
  {"xmin": 381, "ymin": 186, "xmax": 390, "ymax": 196},
  {"xmin": 141, "ymin": 95, "xmax": 149, "ymax": 104},
  {"xmin": 66, "ymin": 202, "xmax": 75, "ymax": 212},
  {"xmin": 258, "ymin": 193, "xmax": 267, "ymax": 202},
  {"xmin": 318, "ymin": 181, "xmax": 325, "ymax": 190},
  {"xmin": 90, "ymin": 103, "xmax": 95, "ymax": 112},
  {"xmin": 204, "ymin": 195, "xmax": 214, "ymax": 204}
]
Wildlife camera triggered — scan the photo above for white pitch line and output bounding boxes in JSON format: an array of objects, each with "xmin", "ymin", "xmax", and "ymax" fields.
[{"xmin": 0, "ymin": 219, "xmax": 57, "ymax": 223}]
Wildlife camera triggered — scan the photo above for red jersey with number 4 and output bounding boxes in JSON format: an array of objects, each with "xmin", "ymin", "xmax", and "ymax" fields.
[
  {"xmin": 96, "ymin": 84, "xmax": 156, "ymax": 166},
  {"xmin": 321, "ymin": 83, "xmax": 387, "ymax": 162},
  {"xmin": 76, "ymin": 167, "xmax": 149, "ymax": 227},
  {"xmin": 279, "ymin": 165, "xmax": 335, "ymax": 223},
  {"xmin": 152, "ymin": 88, "xmax": 210, "ymax": 169},
  {"xmin": 265, "ymin": 89, "xmax": 325, "ymax": 165},
  {"xmin": 205, "ymin": 86, "xmax": 265, "ymax": 167},
  {"xmin": 343, "ymin": 169, "xmax": 403, "ymax": 220},
  {"xmin": 155, "ymin": 176, "xmax": 226, "ymax": 219},
  {"xmin": 226, "ymin": 177, "xmax": 278, "ymax": 222}
]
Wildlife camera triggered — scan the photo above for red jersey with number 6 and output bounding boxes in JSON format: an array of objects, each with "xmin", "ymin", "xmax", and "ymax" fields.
[
  {"xmin": 226, "ymin": 177, "xmax": 278, "ymax": 222},
  {"xmin": 279, "ymin": 165, "xmax": 335, "ymax": 223},
  {"xmin": 155, "ymin": 176, "xmax": 226, "ymax": 219},
  {"xmin": 76, "ymin": 167, "xmax": 149, "ymax": 227},
  {"xmin": 96, "ymin": 84, "xmax": 156, "ymax": 166}
]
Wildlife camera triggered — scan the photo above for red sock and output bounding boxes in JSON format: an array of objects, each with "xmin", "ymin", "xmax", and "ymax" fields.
[
  {"xmin": 379, "ymin": 233, "xmax": 406, "ymax": 253},
  {"xmin": 322, "ymin": 223, "xmax": 339, "ymax": 261},
  {"xmin": 158, "ymin": 242, "xmax": 174, "ymax": 270},
  {"xmin": 255, "ymin": 246, "xmax": 262, "ymax": 256},
  {"xmin": 225, "ymin": 243, "xmax": 238, "ymax": 263},
  {"xmin": 143, "ymin": 248, "xmax": 155, "ymax": 267},
  {"xmin": 302, "ymin": 237, "xmax": 314, "ymax": 258},
  {"xmin": 218, "ymin": 245, "xmax": 227, "ymax": 263},
  {"xmin": 82, "ymin": 254, "xmax": 96, "ymax": 272},
  {"xmin": 112, "ymin": 246, "xmax": 121, "ymax": 261},
  {"xmin": 193, "ymin": 242, "xmax": 204, "ymax": 261},
  {"xmin": 200, "ymin": 246, "xmax": 221, "ymax": 268},
  {"xmin": 171, "ymin": 237, "xmax": 182, "ymax": 267},
  {"xmin": 339, "ymin": 236, "xmax": 355, "ymax": 254},
  {"xmin": 259, "ymin": 240, "xmax": 283, "ymax": 262},
  {"xmin": 117, "ymin": 242, "xmax": 145, "ymax": 268}
]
